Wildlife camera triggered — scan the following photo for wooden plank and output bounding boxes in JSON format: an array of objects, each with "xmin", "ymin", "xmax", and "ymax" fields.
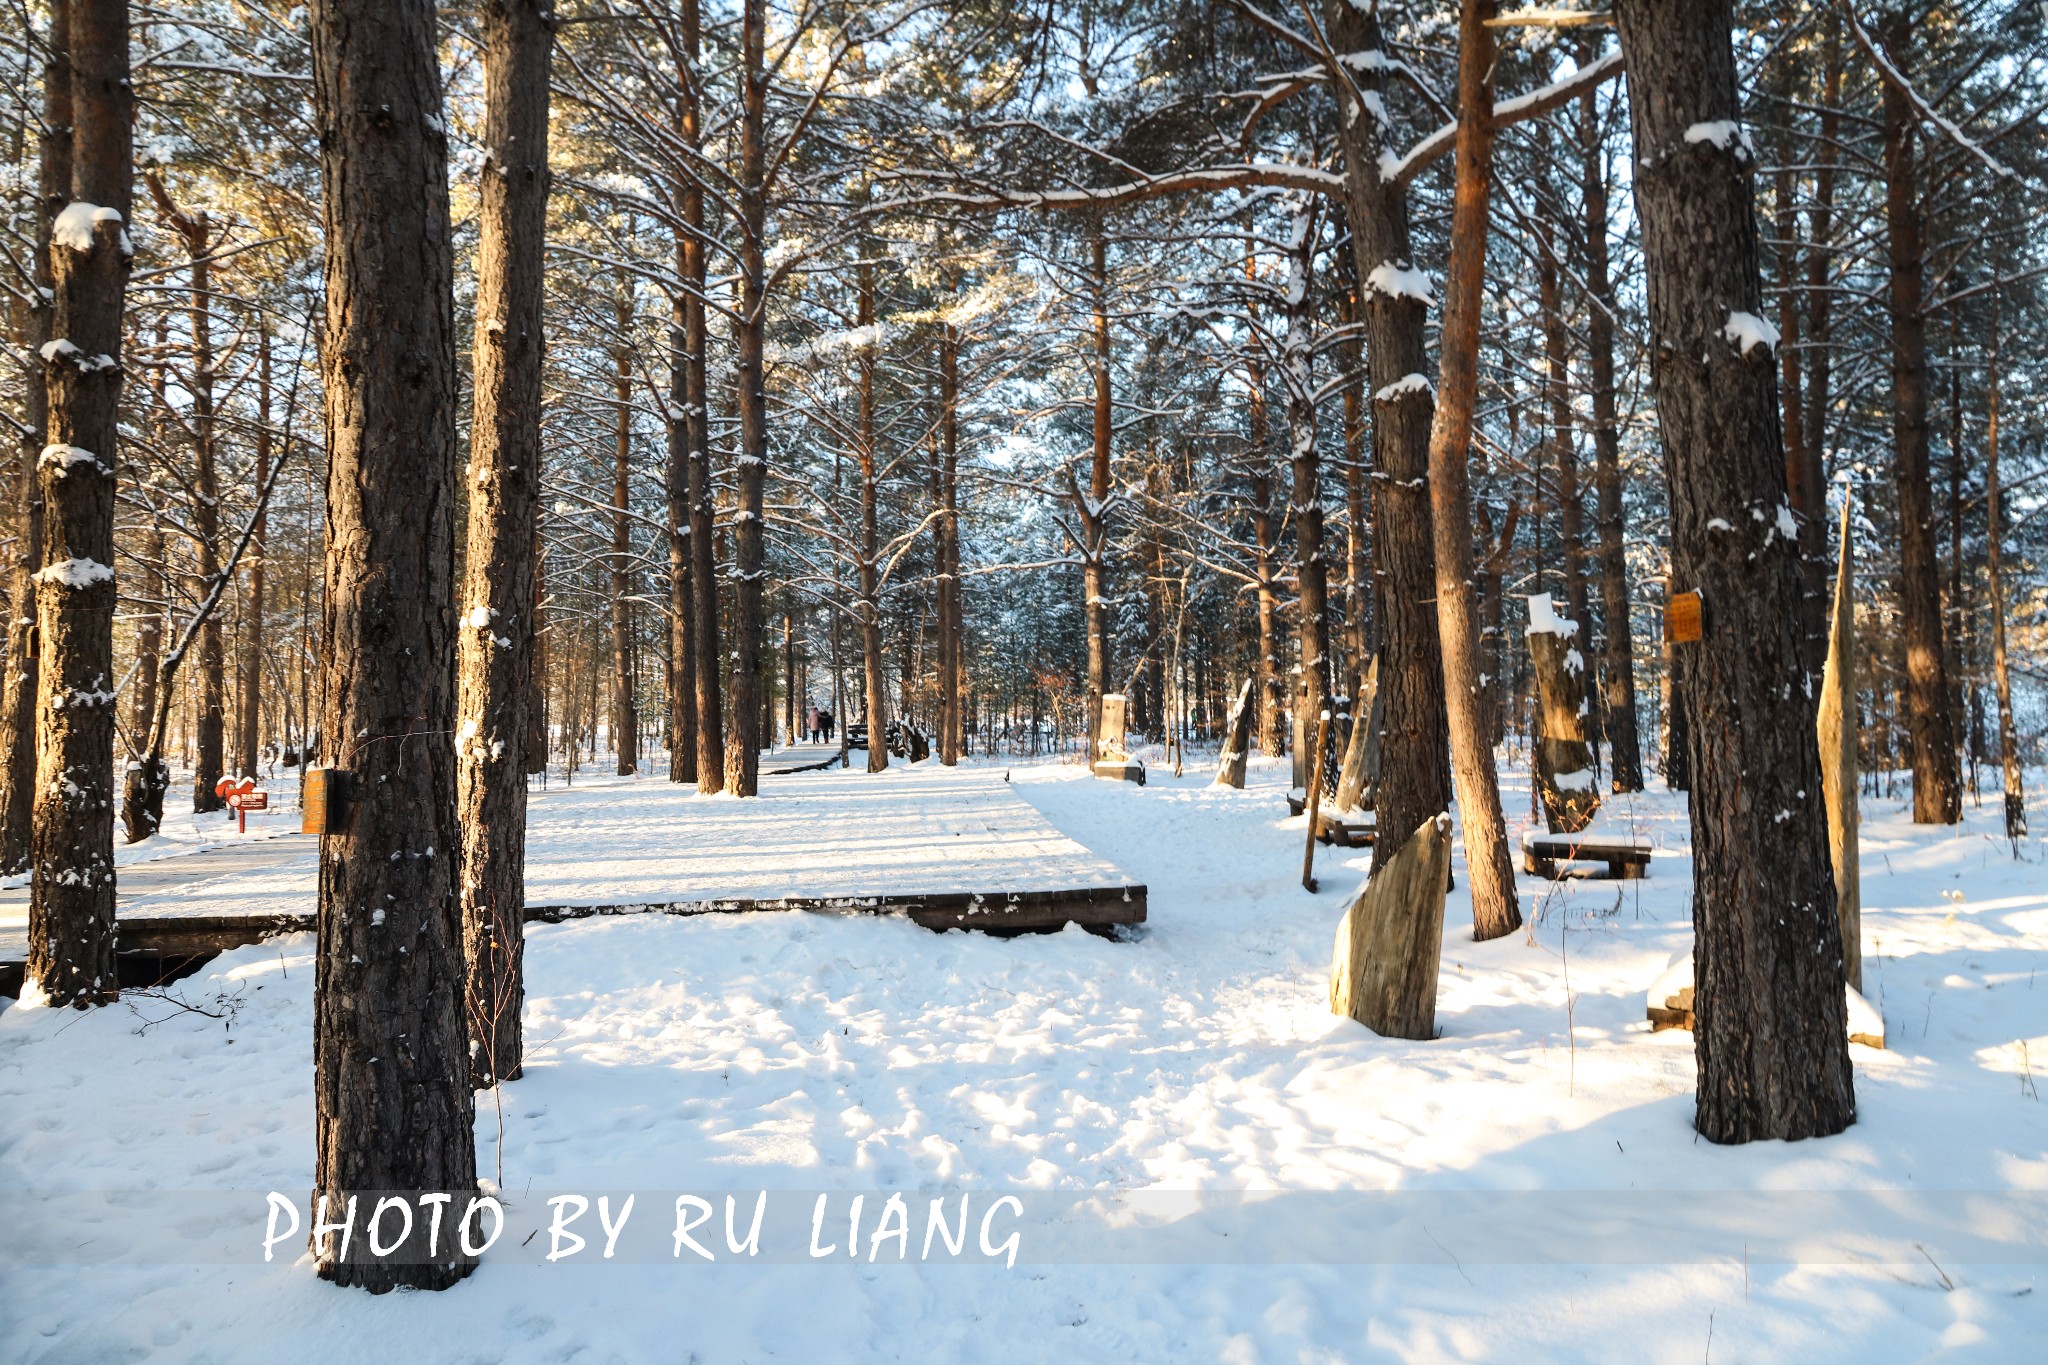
[{"xmin": 1, "ymin": 884, "xmax": 1150, "ymax": 995}]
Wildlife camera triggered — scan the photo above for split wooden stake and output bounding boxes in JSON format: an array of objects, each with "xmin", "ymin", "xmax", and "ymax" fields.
[{"xmin": 1302, "ymin": 709, "xmax": 1332, "ymax": 892}]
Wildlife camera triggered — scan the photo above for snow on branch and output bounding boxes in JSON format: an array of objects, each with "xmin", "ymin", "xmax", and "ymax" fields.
[
  {"xmin": 1382, "ymin": 49, "xmax": 1625, "ymax": 187},
  {"xmin": 1840, "ymin": 1, "xmax": 2016, "ymax": 181}
]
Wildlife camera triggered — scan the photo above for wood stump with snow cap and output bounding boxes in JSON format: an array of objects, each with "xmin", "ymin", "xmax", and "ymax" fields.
[{"xmin": 1527, "ymin": 592, "xmax": 1602, "ymax": 834}]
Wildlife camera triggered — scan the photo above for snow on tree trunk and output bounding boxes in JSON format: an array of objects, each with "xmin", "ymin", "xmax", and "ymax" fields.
[
  {"xmin": 1326, "ymin": 0, "xmax": 1450, "ymax": 878},
  {"xmin": 30, "ymin": 0, "xmax": 127, "ymax": 1008}
]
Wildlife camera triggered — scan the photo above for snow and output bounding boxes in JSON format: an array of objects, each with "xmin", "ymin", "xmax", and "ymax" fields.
[
  {"xmin": 1552, "ymin": 767, "xmax": 1595, "ymax": 792},
  {"xmin": 1364, "ymin": 261, "xmax": 1435, "ymax": 306},
  {"xmin": 1723, "ymin": 310, "xmax": 1781, "ymax": 358},
  {"xmin": 51, "ymin": 201, "xmax": 120, "ymax": 253},
  {"xmin": 1524, "ymin": 590, "xmax": 1579, "ymax": 639},
  {"xmin": 1372, "ymin": 372, "xmax": 1433, "ymax": 403},
  {"xmin": 31, "ymin": 557, "xmax": 114, "ymax": 589},
  {"xmin": 1684, "ymin": 120, "xmax": 1755, "ymax": 158},
  {"xmin": 39, "ymin": 443, "xmax": 104, "ymax": 475},
  {"xmin": 2, "ymin": 758, "xmax": 2046, "ymax": 1360}
]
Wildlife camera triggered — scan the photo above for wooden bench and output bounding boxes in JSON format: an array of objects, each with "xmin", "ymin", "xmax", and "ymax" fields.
[
  {"xmin": 1521, "ymin": 829, "xmax": 1652, "ymax": 880},
  {"xmin": 1285, "ymin": 792, "xmax": 1374, "ymax": 847}
]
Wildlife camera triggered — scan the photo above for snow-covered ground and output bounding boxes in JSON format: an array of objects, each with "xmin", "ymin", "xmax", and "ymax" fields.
[{"xmin": 1, "ymin": 755, "xmax": 2043, "ymax": 1361}]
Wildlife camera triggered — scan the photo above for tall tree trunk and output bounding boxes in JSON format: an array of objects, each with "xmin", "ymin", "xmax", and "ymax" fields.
[
  {"xmin": 856, "ymin": 259, "xmax": 888, "ymax": 774},
  {"xmin": 0, "ymin": 0, "xmax": 66, "ymax": 876},
  {"xmin": 308, "ymin": 0, "xmax": 477, "ymax": 1288},
  {"xmin": 1081, "ymin": 226, "xmax": 1113, "ymax": 764},
  {"xmin": 664, "ymin": 233, "xmax": 696, "ymax": 783},
  {"xmin": 937, "ymin": 318, "xmax": 962, "ymax": 765},
  {"xmin": 678, "ymin": 0, "xmax": 721, "ymax": 794},
  {"xmin": 1245, "ymin": 322, "xmax": 1284, "ymax": 758},
  {"xmin": 1579, "ymin": 47, "xmax": 1643, "ymax": 793},
  {"xmin": 145, "ymin": 172, "xmax": 226, "ymax": 813},
  {"xmin": 1282, "ymin": 203, "xmax": 1330, "ymax": 747},
  {"xmin": 1614, "ymin": 0, "xmax": 1854, "ymax": 1143},
  {"xmin": 724, "ymin": 0, "xmax": 767, "ymax": 797},
  {"xmin": 1796, "ymin": 11, "xmax": 1843, "ymax": 674},
  {"xmin": 456, "ymin": 0, "xmax": 551, "ymax": 1092},
  {"xmin": 1537, "ymin": 201, "xmax": 1588, "ymax": 633},
  {"xmin": 1326, "ymin": 0, "xmax": 1451, "ymax": 873},
  {"xmin": 1339, "ymin": 290, "xmax": 1372, "ymax": 673},
  {"xmin": 1983, "ymin": 293, "xmax": 2024, "ymax": 842},
  {"xmin": 1878, "ymin": 21, "xmax": 1959, "ymax": 825},
  {"xmin": 31, "ymin": 0, "xmax": 125, "ymax": 1005},
  {"xmin": 610, "ymin": 288, "xmax": 638, "ymax": 775},
  {"xmin": 235, "ymin": 324, "xmax": 271, "ymax": 777},
  {"xmin": 1425, "ymin": 0, "xmax": 1518, "ymax": 941}
]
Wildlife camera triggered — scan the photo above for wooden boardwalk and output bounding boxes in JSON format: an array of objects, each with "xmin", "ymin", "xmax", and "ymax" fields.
[{"xmin": 0, "ymin": 755, "xmax": 1146, "ymax": 997}]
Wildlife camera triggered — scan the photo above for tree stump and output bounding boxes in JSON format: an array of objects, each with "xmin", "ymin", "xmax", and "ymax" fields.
[
  {"xmin": 1333, "ymin": 656, "xmax": 1382, "ymax": 814},
  {"xmin": 1214, "ymin": 678, "xmax": 1254, "ymax": 789},
  {"xmin": 1527, "ymin": 592, "xmax": 1601, "ymax": 833},
  {"xmin": 1329, "ymin": 812, "xmax": 1452, "ymax": 1040}
]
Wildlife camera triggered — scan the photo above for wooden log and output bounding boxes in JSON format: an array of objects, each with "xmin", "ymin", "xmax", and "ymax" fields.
[
  {"xmin": 1329, "ymin": 812, "xmax": 1452, "ymax": 1040},
  {"xmin": 1213, "ymin": 677, "xmax": 1255, "ymax": 789},
  {"xmin": 1302, "ymin": 709, "xmax": 1332, "ymax": 892},
  {"xmin": 1816, "ymin": 495, "xmax": 1861, "ymax": 991},
  {"xmin": 1526, "ymin": 592, "xmax": 1601, "ymax": 833}
]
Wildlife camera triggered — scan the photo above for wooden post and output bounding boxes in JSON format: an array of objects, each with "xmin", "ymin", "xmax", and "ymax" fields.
[
  {"xmin": 1302, "ymin": 709, "xmax": 1332, "ymax": 892},
  {"xmin": 1330, "ymin": 812, "xmax": 1452, "ymax": 1039},
  {"xmin": 1816, "ymin": 494, "xmax": 1861, "ymax": 990}
]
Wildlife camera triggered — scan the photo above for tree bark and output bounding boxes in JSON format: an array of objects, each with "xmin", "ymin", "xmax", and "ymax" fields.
[
  {"xmin": 1579, "ymin": 46, "xmax": 1643, "ymax": 793},
  {"xmin": 1081, "ymin": 226, "xmax": 1113, "ymax": 765},
  {"xmin": 30, "ymin": 0, "xmax": 126, "ymax": 1006},
  {"xmin": 679, "ymin": 0, "xmax": 721, "ymax": 793},
  {"xmin": 1614, "ymin": 0, "xmax": 1854, "ymax": 1143},
  {"xmin": 147, "ymin": 176, "xmax": 225, "ymax": 814},
  {"xmin": 609, "ymin": 287, "xmax": 638, "ymax": 775},
  {"xmin": 235, "ymin": 324, "xmax": 271, "ymax": 777},
  {"xmin": 1245, "ymin": 324, "xmax": 1284, "ymax": 759},
  {"xmin": 856, "ymin": 259, "xmax": 888, "ymax": 774},
  {"xmin": 1326, "ymin": 0, "xmax": 1450, "ymax": 875},
  {"xmin": 1282, "ymin": 203, "xmax": 1330, "ymax": 743},
  {"xmin": 1817, "ymin": 496, "xmax": 1860, "ymax": 992},
  {"xmin": 724, "ymin": 0, "xmax": 768, "ymax": 797},
  {"xmin": 1983, "ymin": 293, "xmax": 2025, "ymax": 842},
  {"xmin": 308, "ymin": 0, "xmax": 477, "ymax": 1288},
  {"xmin": 1424, "ymin": 0, "xmax": 1518, "ymax": 941},
  {"xmin": 0, "ymin": 0, "xmax": 67, "ymax": 876},
  {"xmin": 456, "ymin": 0, "xmax": 552, "ymax": 1092},
  {"xmin": 665, "ymin": 229, "xmax": 697, "ymax": 784},
  {"xmin": 1878, "ymin": 21, "xmax": 1959, "ymax": 826},
  {"xmin": 937, "ymin": 318, "xmax": 962, "ymax": 764}
]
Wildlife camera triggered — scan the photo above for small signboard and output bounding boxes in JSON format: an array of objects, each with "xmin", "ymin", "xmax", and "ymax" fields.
[
  {"xmin": 301, "ymin": 767, "xmax": 353, "ymax": 836},
  {"xmin": 1665, "ymin": 589, "xmax": 1704, "ymax": 643}
]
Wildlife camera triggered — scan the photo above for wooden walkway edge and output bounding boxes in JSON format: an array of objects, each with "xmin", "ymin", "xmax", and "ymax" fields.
[{"xmin": 0, "ymin": 883, "xmax": 1148, "ymax": 997}]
